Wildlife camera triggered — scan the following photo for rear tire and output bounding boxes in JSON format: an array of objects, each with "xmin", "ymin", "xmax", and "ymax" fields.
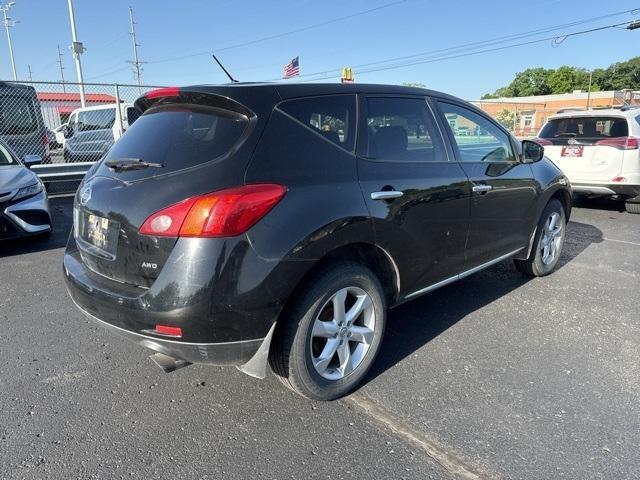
[
  {"xmin": 270, "ymin": 262, "xmax": 386, "ymax": 401},
  {"xmin": 514, "ymin": 199, "xmax": 566, "ymax": 277},
  {"xmin": 625, "ymin": 201, "xmax": 640, "ymax": 214}
]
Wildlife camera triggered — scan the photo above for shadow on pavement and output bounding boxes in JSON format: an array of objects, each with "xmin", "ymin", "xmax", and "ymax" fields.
[
  {"xmin": 363, "ymin": 219, "xmax": 604, "ymax": 385},
  {"xmin": 572, "ymin": 195, "xmax": 626, "ymax": 213},
  {"xmin": 0, "ymin": 196, "xmax": 73, "ymax": 258}
]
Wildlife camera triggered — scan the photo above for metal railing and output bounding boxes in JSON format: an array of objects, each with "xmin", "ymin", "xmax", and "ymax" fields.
[{"xmin": 0, "ymin": 79, "xmax": 164, "ymax": 194}]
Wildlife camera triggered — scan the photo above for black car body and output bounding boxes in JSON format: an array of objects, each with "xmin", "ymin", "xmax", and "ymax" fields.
[{"xmin": 64, "ymin": 83, "xmax": 571, "ymax": 400}]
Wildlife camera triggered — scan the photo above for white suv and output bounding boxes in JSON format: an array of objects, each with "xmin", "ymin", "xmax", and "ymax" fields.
[{"xmin": 535, "ymin": 107, "xmax": 640, "ymax": 213}]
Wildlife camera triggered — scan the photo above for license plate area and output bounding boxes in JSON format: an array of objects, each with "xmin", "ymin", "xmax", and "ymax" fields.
[
  {"xmin": 561, "ymin": 146, "xmax": 584, "ymax": 157},
  {"xmin": 74, "ymin": 208, "xmax": 120, "ymax": 260}
]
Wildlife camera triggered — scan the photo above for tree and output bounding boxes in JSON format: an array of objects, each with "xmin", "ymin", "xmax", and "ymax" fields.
[
  {"xmin": 481, "ymin": 56, "xmax": 640, "ymax": 98},
  {"xmin": 402, "ymin": 82, "xmax": 427, "ymax": 88},
  {"xmin": 494, "ymin": 109, "xmax": 517, "ymax": 131},
  {"xmin": 507, "ymin": 68, "xmax": 552, "ymax": 97}
]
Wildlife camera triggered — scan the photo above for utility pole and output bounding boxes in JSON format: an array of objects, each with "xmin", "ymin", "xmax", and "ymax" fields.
[
  {"xmin": 57, "ymin": 44, "xmax": 66, "ymax": 92},
  {"xmin": 586, "ymin": 70, "xmax": 593, "ymax": 110},
  {"xmin": 127, "ymin": 6, "xmax": 145, "ymax": 91},
  {"xmin": 27, "ymin": 63, "xmax": 31, "ymax": 81},
  {"xmin": 67, "ymin": 0, "xmax": 86, "ymax": 107},
  {"xmin": 1, "ymin": 2, "xmax": 18, "ymax": 81}
]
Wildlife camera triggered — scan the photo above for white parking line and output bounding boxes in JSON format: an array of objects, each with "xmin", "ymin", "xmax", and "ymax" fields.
[
  {"xmin": 603, "ymin": 237, "xmax": 640, "ymax": 247},
  {"xmin": 345, "ymin": 392, "xmax": 497, "ymax": 480}
]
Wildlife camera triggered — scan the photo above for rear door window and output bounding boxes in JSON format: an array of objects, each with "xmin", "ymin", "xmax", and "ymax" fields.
[
  {"xmin": 539, "ymin": 117, "xmax": 629, "ymax": 145},
  {"xmin": 77, "ymin": 109, "xmax": 116, "ymax": 132},
  {"xmin": 102, "ymin": 105, "xmax": 248, "ymax": 174},
  {"xmin": 0, "ymin": 96, "xmax": 37, "ymax": 135},
  {"xmin": 363, "ymin": 97, "xmax": 445, "ymax": 162},
  {"xmin": 278, "ymin": 95, "xmax": 356, "ymax": 151}
]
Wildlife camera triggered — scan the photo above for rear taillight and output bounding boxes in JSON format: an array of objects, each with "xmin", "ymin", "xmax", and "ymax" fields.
[
  {"xmin": 611, "ymin": 176, "xmax": 627, "ymax": 183},
  {"xmin": 531, "ymin": 137, "xmax": 552, "ymax": 146},
  {"xmin": 145, "ymin": 86, "xmax": 180, "ymax": 100},
  {"xmin": 140, "ymin": 184, "xmax": 287, "ymax": 238},
  {"xmin": 595, "ymin": 137, "xmax": 639, "ymax": 150}
]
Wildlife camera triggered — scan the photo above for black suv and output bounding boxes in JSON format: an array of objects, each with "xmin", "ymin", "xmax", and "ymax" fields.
[{"xmin": 64, "ymin": 84, "xmax": 572, "ymax": 400}]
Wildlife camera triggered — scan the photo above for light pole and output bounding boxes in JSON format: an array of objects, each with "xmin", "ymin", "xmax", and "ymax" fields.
[
  {"xmin": 66, "ymin": 0, "xmax": 85, "ymax": 107},
  {"xmin": 0, "ymin": 2, "xmax": 18, "ymax": 81}
]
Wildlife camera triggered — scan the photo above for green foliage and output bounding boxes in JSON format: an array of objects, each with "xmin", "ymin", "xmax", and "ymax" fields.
[
  {"xmin": 402, "ymin": 82, "xmax": 427, "ymax": 89},
  {"xmin": 494, "ymin": 109, "xmax": 517, "ymax": 130},
  {"xmin": 483, "ymin": 57, "xmax": 639, "ymax": 98}
]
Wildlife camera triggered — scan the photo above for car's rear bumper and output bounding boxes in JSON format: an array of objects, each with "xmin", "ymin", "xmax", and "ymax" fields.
[
  {"xmin": 69, "ymin": 294, "xmax": 264, "ymax": 365},
  {"xmin": 63, "ymin": 230, "xmax": 314, "ymax": 365},
  {"xmin": 572, "ymin": 182, "xmax": 640, "ymax": 198}
]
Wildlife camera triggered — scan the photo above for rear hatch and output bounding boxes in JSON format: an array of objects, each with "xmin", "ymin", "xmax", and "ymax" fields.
[
  {"xmin": 537, "ymin": 115, "xmax": 632, "ymax": 182},
  {"xmin": 72, "ymin": 87, "xmax": 264, "ymax": 288},
  {"xmin": 0, "ymin": 86, "xmax": 48, "ymax": 160}
]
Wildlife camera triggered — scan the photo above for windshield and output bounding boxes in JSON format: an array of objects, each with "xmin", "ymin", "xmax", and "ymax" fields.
[
  {"xmin": 0, "ymin": 96, "xmax": 37, "ymax": 135},
  {"xmin": 540, "ymin": 116, "xmax": 629, "ymax": 145},
  {"xmin": 100, "ymin": 105, "xmax": 248, "ymax": 177}
]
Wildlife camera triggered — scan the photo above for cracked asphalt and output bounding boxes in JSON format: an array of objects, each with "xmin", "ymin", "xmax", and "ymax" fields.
[{"xmin": 1, "ymin": 196, "xmax": 638, "ymax": 479}]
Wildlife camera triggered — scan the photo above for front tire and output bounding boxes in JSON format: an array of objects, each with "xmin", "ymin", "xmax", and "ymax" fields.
[
  {"xmin": 270, "ymin": 262, "xmax": 386, "ymax": 401},
  {"xmin": 514, "ymin": 199, "xmax": 566, "ymax": 277}
]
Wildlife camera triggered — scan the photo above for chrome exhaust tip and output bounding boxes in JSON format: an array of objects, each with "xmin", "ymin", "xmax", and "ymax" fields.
[{"xmin": 149, "ymin": 352, "xmax": 191, "ymax": 373}]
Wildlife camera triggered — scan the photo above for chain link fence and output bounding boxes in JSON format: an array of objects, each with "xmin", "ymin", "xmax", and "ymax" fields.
[{"xmin": 0, "ymin": 80, "xmax": 164, "ymax": 194}]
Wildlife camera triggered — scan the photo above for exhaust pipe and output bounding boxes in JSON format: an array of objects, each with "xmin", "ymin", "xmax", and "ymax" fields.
[{"xmin": 149, "ymin": 352, "xmax": 192, "ymax": 373}]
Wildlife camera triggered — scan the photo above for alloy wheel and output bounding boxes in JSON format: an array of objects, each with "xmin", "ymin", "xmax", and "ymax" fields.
[{"xmin": 309, "ymin": 286, "xmax": 376, "ymax": 381}]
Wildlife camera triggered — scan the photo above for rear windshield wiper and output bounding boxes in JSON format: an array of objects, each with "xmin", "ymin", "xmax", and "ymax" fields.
[
  {"xmin": 556, "ymin": 133, "xmax": 577, "ymax": 137},
  {"xmin": 104, "ymin": 158, "xmax": 164, "ymax": 171}
]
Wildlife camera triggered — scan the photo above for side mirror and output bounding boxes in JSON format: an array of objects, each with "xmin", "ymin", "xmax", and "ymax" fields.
[
  {"xmin": 521, "ymin": 140, "xmax": 544, "ymax": 163},
  {"xmin": 23, "ymin": 154, "xmax": 42, "ymax": 168},
  {"xmin": 63, "ymin": 125, "xmax": 73, "ymax": 139}
]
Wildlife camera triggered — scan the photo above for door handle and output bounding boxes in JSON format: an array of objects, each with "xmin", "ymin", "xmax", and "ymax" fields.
[
  {"xmin": 472, "ymin": 184, "xmax": 493, "ymax": 193},
  {"xmin": 371, "ymin": 191, "xmax": 404, "ymax": 200}
]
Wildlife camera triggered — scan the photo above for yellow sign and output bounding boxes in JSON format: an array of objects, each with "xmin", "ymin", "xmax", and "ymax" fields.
[{"xmin": 341, "ymin": 67, "xmax": 354, "ymax": 83}]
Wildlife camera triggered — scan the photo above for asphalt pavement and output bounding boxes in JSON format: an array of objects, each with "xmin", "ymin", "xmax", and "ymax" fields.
[{"xmin": 1, "ymin": 196, "xmax": 638, "ymax": 479}]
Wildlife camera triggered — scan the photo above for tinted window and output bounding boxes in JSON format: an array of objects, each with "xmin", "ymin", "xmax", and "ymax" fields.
[
  {"xmin": 0, "ymin": 96, "xmax": 37, "ymax": 135},
  {"xmin": 364, "ymin": 97, "xmax": 444, "ymax": 162},
  {"xmin": 77, "ymin": 109, "xmax": 116, "ymax": 132},
  {"xmin": 438, "ymin": 102, "xmax": 516, "ymax": 162},
  {"xmin": 0, "ymin": 143, "xmax": 15, "ymax": 165},
  {"xmin": 103, "ymin": 105, "xmax": 248, "ymax": 172},
  {"xmin": 540, "ymin": 117, "xmax": 629, "ymax": 140},
  {"xmin": 279, "ymin": 95, "xmax": 356, "ymax": 151},
  {"xmin": 636, "ymin": 115, "xmax": 640, "ymax": 128}
]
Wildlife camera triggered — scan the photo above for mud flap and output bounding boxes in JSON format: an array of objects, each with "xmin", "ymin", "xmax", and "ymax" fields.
[{"xmin": 236, "ymin": 322, "xmax": 276, "ymax": 379}]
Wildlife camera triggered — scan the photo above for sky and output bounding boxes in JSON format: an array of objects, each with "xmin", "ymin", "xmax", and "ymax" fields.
[{"xmin": 1, "ymin": 0, "xmax": 639, "ymax": 99}]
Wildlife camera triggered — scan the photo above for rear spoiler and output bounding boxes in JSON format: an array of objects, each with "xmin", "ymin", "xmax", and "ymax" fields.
[{"xmin": 133, "ymin": 87, "xmax": 254, "ymax": 119}]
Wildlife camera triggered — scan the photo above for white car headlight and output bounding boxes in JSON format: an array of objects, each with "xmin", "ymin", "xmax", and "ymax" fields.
[{"xmin": 13, "ymin": 182, "xmax": 43, "ymax": 201}]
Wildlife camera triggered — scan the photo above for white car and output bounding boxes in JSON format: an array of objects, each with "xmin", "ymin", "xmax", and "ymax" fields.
[{"xmin": 535, "ymin": 107, "xmax": 640, "ymax": 213}]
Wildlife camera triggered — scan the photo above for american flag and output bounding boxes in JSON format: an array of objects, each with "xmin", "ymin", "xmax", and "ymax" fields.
[{"xmin": 283, "ymin": 56, "xmax": 300, "ymax": 79}]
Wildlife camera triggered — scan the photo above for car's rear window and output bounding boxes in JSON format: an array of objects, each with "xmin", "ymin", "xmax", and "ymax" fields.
[
  {"xmin": 0, "ymin": 96, "xmax": 37, "ymax": 135},
  {"xmin": 77, "ymin": 109, "xmax": 116, "ymax": 132},
  {"xmin": 540, "ymin": 116, "xmax": 629, "ymax": 140},
  {"xmin": 102, "ymin": 105, "xmax": 248, "ymax": 173}
]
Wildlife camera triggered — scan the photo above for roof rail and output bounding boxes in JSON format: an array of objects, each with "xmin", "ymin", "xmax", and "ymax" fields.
[{"xmin": 620, "ymin": 104, "xmax": 640, "ymax": 111}]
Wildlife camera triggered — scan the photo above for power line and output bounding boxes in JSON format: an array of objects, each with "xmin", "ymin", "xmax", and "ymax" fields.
[
  {"xmin": 145, "ymin": 0, "xmax": 410, "ymax": 65},
  {"xmin": 288, "ymin": 18, "xmax": 640, "ymax": 83}
]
